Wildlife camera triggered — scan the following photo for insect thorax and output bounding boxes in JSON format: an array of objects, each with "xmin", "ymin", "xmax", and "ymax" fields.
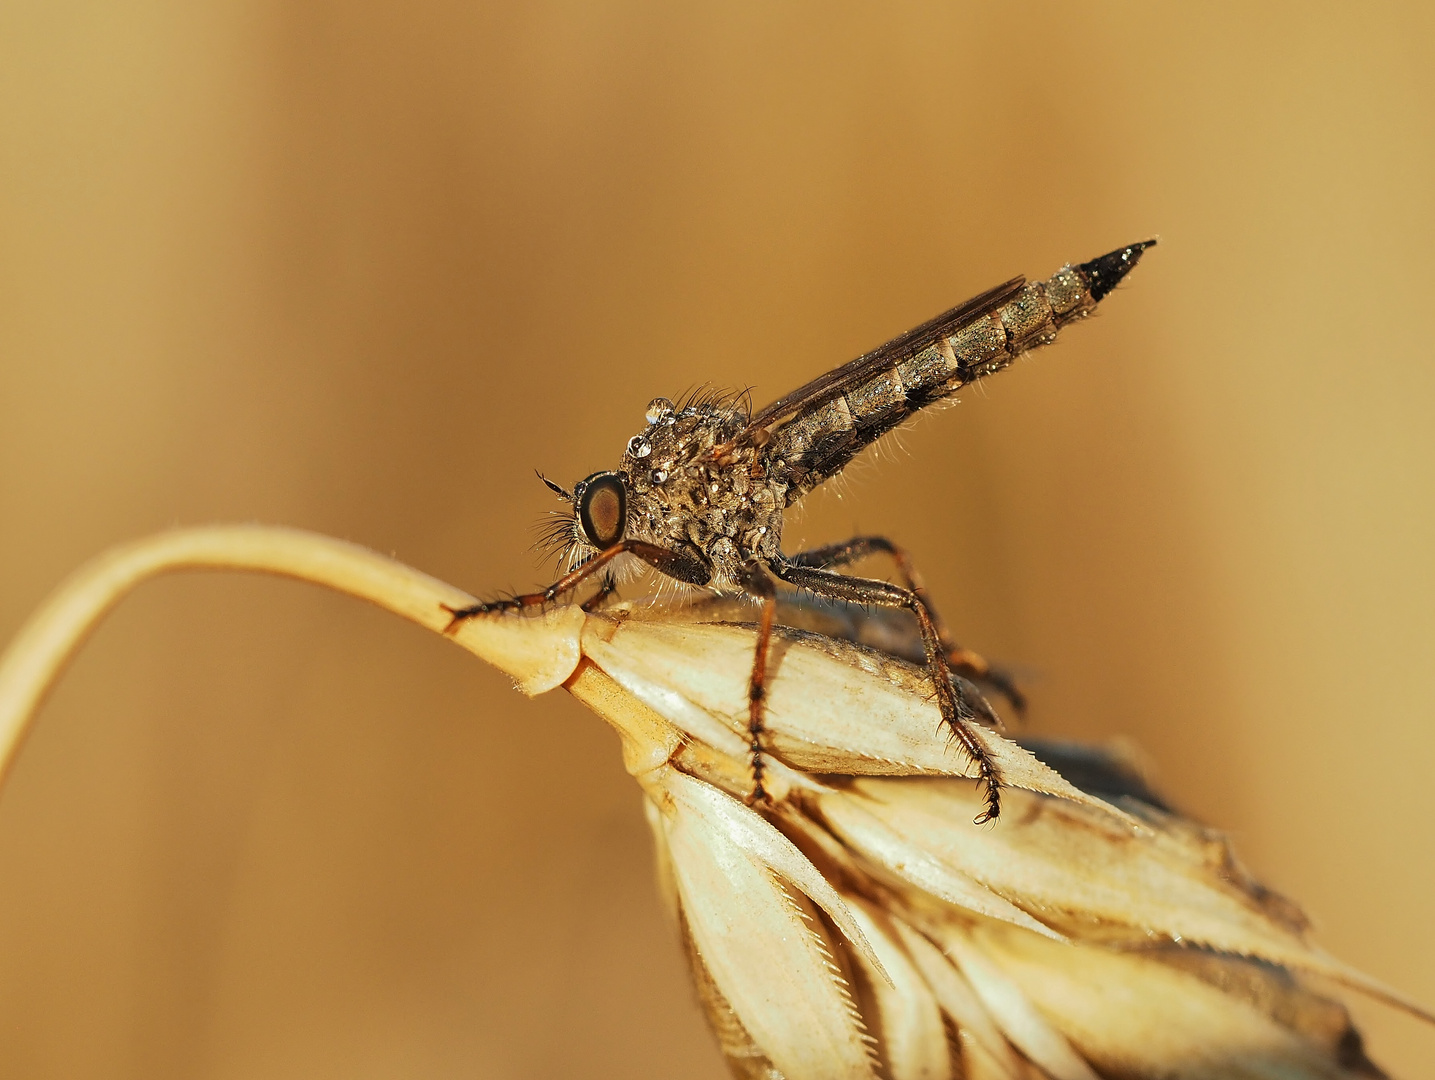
[{"xmin": 620, "ymin": 396, "xmax": 787, "ymax": 588}]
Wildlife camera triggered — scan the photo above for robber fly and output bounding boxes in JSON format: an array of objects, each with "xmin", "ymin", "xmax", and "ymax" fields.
[{"xmin": 447, "ymin": 241, "xmax": 1154, "ymax": 823}]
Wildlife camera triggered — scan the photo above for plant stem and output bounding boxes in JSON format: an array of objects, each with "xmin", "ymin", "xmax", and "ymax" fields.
[{"xmin": 0, "ymin": 524, "xmax": 579, "ymax": 792}]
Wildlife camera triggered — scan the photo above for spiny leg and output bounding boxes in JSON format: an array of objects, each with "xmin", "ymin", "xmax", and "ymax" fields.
[
  {"xmin": 773, "ymin": 558, "xmax": 1003, "ymax": 823},
  {"xmin": 580, "ymin": 571, "xmax": 620, "ymax": 613},
  {"xmin": 787, "ymin": 535, "xmax": 1026, "ymax": 717},
  {"xmin": 442, "ymin": 539, "xmax": 699, "ymax": 630},
  {"xmin": 737, "ymin": 559, "xmax": 779, "ymax": 806}
]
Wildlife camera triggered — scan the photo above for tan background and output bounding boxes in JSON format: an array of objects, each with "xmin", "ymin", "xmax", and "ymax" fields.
[{"xmin": 2, "ymin": 2, "xmax": 1433, "ymax": 1076}]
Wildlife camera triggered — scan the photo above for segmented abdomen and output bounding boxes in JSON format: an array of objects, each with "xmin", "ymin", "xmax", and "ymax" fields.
[{"xmin": 770, "ymin": 243, "xmax": 1150, "ymax": 503}]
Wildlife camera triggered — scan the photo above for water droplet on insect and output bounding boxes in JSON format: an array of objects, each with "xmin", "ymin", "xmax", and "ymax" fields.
[
  {"xmin": 651, "ymin": 469, "xmax": 668, "ymax": 484},
  {"xmin": 645, "ymin": 397, "xmax": 675, "ymax": 424},
  {"xmin": 628, "ymin": 435, "xmax": 651, "ymax": 458}
]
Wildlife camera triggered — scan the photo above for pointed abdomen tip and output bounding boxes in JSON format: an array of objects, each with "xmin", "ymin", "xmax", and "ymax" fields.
[{"xmin": 1078, "ymin": 239, "xmax": 1157, "ymax": 302}]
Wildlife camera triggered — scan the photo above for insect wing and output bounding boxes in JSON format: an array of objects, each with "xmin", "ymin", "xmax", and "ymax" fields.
[{"xmin": 738, "ymin": 274, "xmax": 1026, "ymax": 441}]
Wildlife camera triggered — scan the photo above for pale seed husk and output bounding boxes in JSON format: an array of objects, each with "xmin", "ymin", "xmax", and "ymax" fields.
[{"xmin": 0, "ymin": 528, "xmax": 1423, "ymax": 1080}]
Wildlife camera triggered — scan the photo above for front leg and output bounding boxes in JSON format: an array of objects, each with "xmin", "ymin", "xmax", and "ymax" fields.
[
  {"xmin": 443, "ymin": 539, "xmax": 710, "ymax": 629},
  {"xmin": 579, "ymin": 571, "xmax": 620, "ymax": 613},
  {"xmin": 787, "ymin": 535, "xmax": 1025, "ymax": 716},
  {"xmin": 772, "ymin": 558, "xmax": 1003, "ymax": 824}
]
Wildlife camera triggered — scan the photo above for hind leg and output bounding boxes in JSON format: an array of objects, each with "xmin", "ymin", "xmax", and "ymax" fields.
[{"xmin": 787, "ymin": 535, "xmax": 1025, "ymax": 717}]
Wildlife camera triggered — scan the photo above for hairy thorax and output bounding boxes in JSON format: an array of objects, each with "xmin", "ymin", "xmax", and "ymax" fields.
[{"xmin": 621, "ymin": 396, "xmax": 788, "ymax": 589}]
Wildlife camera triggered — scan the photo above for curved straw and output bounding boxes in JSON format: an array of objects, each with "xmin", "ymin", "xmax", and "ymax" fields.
[{"xmin": 0, "ymin": 524, "xmax": 583, "ymax": 792}]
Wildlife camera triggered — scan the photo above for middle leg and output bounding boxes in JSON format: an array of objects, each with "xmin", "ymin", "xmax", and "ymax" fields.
[{"xmin": 736, "ymin": 558, "xmax": 779, "ymax": 806}]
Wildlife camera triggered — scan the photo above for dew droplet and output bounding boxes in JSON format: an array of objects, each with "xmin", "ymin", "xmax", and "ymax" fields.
[
  {"xmin": 645, "ymin": 397, "xmax": 675, "ymax": 424},
  {"xmin": 627, "ymin": 435, "xmax": 651, "ymax": 458}
]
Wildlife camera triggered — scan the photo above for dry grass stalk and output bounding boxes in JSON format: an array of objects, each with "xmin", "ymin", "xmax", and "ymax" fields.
[{"xmin": 0, "ymin": 525, "xmax": 1428, "ymax": 1078}]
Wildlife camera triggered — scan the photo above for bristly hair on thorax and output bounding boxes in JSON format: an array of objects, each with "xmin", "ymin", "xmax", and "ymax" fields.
[{"xmin": 533, "ymin": 385, "xmax": 766, "ymax": 590}]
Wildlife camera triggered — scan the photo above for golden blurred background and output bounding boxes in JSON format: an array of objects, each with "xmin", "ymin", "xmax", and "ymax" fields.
[{"xmin": 2, "ymin": 2, "xmax": 1433, "ymax": 1076}]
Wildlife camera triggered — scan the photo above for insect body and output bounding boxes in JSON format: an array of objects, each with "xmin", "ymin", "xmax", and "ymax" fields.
[{"xmin": 449, "ymin": 241, "xmax": 1155, "ymax": 823}]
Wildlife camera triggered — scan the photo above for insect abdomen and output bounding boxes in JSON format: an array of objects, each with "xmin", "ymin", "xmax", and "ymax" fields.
[{"xmin": 774, "ymin": 244, "xmax": 1150, "ymax": 502}]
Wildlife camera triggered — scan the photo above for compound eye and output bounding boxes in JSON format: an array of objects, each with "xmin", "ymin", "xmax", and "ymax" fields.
[{"xmin": 576, "ymin": 471, "xmax": 627, "ymax": 549}]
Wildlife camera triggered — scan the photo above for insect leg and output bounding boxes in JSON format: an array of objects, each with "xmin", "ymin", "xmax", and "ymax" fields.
[
  {"xmin": 579, "ymin": 571, "xmax": 620, "ymax": 612},
  {"xmin": 736, "ymin": 560, "xmax": 779, "ymax": 806},
  {"xmin": 442, "ymin": 540, "xmax": 707, "ymax": 629},
  {"xmin": 772, "ymin": 558, "xmax": 1003, "ymax": 824},
  {"xmin": 787, "ymin": 536, "xmax": 1026, "ymax": 716}
]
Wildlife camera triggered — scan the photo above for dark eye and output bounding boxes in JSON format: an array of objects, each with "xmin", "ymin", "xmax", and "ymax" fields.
[{"xmin": 576, "ymin": 471, "xmax": 627, "ymax": 549}]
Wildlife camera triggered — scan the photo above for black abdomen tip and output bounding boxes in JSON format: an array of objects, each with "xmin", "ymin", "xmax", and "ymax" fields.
[{"xmin": 1078, "ymin": 239, "xmax": 1157, "ymax": 302}]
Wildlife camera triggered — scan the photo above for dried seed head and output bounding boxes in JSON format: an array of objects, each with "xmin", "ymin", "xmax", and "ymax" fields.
[
  {"xmin": 0, "ymin": 527, "xmax": 1425, "ymax": 1080},
  {"xmin": 551, "ymin": 595, "xmax": 1430, "ymax": 1080}
]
